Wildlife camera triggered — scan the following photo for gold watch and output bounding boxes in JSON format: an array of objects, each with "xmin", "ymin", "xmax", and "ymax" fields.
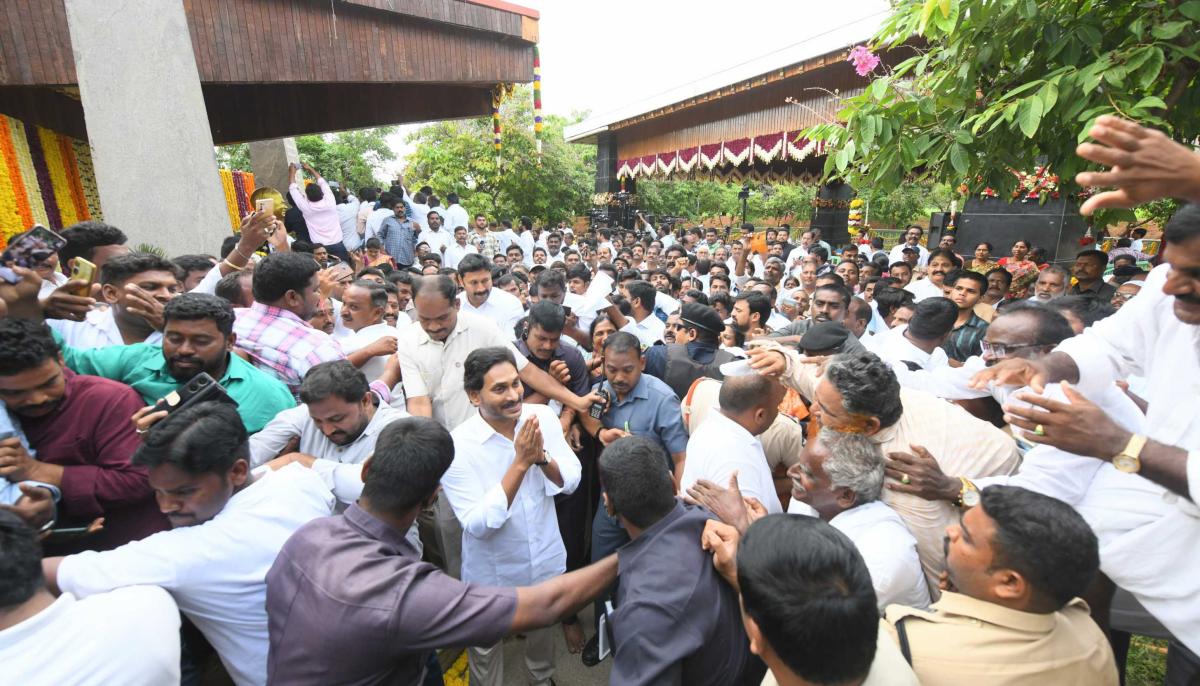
[
  {"xmin": 956, "ymin": 477, "xmax": 980, "ymax": 508},
  {"xmin": 1113, "ymin": 434, "xmax": 1148, "ymax": 474}
]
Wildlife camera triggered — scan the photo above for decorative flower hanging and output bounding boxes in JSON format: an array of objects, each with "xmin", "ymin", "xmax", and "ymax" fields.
[
  {"xmin": 848, "ymin": 45, "xmax": 880, "ymax": 77},
  {"xmin": 532, "ymin": 46, "xmax": 543, "ymax": 167}
]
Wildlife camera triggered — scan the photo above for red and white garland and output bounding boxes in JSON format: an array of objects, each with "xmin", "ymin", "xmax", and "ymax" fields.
[{"xmin": 616, "ymin": 130, "xmax": 829, "ymax": 180}]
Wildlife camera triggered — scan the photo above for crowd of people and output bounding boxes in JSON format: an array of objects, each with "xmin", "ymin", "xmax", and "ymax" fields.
[{"xmin": 0, "ymin": 115, "xmax": 1197, "ymax": 686}]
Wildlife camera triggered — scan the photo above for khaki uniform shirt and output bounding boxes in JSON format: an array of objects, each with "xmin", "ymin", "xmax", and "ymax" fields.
[
  {"xmin": 760, "ymin": 622, "xmax": 919, "ymax": 686},
  {"xmin": 770, "ymin": 343, "xmax": 1020, "ymax": 595},
  {"xmin": 884, "ymin": 593, "xmax": 1118, "ymax": 686}
]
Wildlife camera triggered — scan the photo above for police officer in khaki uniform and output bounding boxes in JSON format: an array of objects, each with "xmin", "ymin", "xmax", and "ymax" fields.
[{"xmin": 884, "ymin": 485, "xmax": 1118, "ymax": 685}]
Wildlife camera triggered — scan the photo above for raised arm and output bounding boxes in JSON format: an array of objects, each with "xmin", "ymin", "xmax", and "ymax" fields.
[{"xmin": 511, "ymin": 554, "xmax": 618, "ymax": 632}]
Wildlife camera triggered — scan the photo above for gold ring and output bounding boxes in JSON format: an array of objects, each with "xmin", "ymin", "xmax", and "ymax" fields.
[
  {"xmin": 901, "ymin": 474, "xmax": 911, "ymax": 485},
  {"xmin": 1034, "ymin": 424, "xmax": 1045, "ymax": 436}
]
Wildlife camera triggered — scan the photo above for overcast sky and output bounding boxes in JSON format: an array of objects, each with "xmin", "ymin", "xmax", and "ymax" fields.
[{"xmin": 384, "ymin": 0, "xmax": 889, "ymax": 173}]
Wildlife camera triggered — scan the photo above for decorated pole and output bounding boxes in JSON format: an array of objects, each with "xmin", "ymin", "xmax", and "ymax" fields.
[
  {"xmin": 533, "ymin": 45, "xmax": 543, "ymax": 166},
  {"xmin": 492, "ymin": 84, "xmax": 503, "ymax": 170}
]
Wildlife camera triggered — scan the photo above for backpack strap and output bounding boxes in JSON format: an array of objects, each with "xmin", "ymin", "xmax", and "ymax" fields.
[{"xmin": 894, "ymin": 616, "xmax": 914, "ymax": 666}]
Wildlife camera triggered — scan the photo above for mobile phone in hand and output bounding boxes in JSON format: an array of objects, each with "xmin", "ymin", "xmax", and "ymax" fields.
[{"xmin": 0, "ymin": 225, "xmax": 67, "ymax": 283}]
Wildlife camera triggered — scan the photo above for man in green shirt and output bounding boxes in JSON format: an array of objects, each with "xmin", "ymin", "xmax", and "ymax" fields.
[{"xmin": 62, "ymin": 293, "xmax": 294, "ymax": 433}]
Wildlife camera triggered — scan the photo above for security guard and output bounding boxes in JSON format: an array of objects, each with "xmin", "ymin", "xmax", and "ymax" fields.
[{"xmin": 643, "ymin": 303, "xmax": 737, "ymax": 399}]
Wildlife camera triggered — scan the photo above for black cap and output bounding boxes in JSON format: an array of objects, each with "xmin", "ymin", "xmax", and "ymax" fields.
[
  {"xmin": 679, "ymin": 302, "xmax": 725, "ymax": 335},
  {"xmin": 799, "ymin": 321, "xmax": 850, "ymax": 354}
]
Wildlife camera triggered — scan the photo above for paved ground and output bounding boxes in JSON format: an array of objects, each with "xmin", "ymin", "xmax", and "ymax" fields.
[{"xmin": 440, "ymin": 605, "xmax": 611, "ymax": 685}]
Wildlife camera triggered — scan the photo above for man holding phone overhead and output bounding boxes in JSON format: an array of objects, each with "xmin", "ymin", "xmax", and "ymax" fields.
[{"xmin": 289, "ymin": 161, "xmax": 351, "ymax": 264}]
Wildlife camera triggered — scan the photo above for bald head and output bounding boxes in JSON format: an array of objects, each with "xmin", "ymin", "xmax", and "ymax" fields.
[{"xmin": 719, "ymin": 374, "xmax": 785, "ymax": 436}]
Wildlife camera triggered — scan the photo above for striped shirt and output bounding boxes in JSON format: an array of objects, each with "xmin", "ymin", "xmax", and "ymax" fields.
[
  {"xmin": 233, "ymin": 303, "xmax": 344, "ymax": 396},
  {"xmin": 941, "ymin": 313, "xmax": 988, "ymax": 362}
]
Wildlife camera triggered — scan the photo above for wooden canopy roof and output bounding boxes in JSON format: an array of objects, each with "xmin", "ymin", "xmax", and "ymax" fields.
[{"xmin": 0, "ymin": 0, "xmax": 540, "ymax": 143}]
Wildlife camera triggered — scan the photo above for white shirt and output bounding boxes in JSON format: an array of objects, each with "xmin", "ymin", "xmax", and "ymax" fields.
[
  {"xmin": 517, "ymin": 230, "xmax": 537, "ymax": 266},
  {"xmin": 0, "ymin": 587, "xmax": 181, "ymax": 686},
  {"xmin": 442, "ymin": 203, "xmax": 470, "ymax": 233},
  {"xmin": 766, "ymin": 310, "xmax": 791, "ymax": 333},
  {"xmin": 338, "ymin": 321, "xmax": 402, "ymax": 382},
  {"xmin": 457, "ymin": 287, "xmax": 525, "ymax": 338},
  {"xmin": 37, "ymin": 271, "xmax": 70, "ymax": 299},
  {"xmin": 495, "ymin": 229, "xmax": 519, "ymax": 253},
  {"xmin": 248, "ymin": 403, "xmax": 409, "ymax": 504},
  {"xmin": 364, "ymin": 207, "xmax": 393, "ymax": 241},
  {"xmin": 47, "ymin": 307, "xmax": 162, "ymax": 350},
  {"xmin": 442, "ymin": 241, "xmax": 478, "ymax": 270},
  {"xmin": 337, "ymin": 199, "xmax": 362, "ymax": 250},
  {"xmin": 830, "ymin": 501, "xmax": 932, "ymax": 611},
  {"xmin": 397, "ymin": 310, "xmax": 530, "ymax": 431},
  {"xmin": 444, "ymin": 404, "xmax": 581, "ymax": 586},
  {"xmin": 1055, "ymin": 263, "xmax": 1200, "ymax": 653},
  {"xmin": 870, "ymin": 324, "xmax": 950, "ymax": 371},
  {"xmin": 620, "ymin": 312, "xmax": 666, "ymax": 348},
  {"xmin": 889, "ymin": 243, "xmax": 930, "ymax": 267},
  {"xmin": 416, "ymin": 228, "xmax": 452, "ymax": 255},
  {"xmin": 56, "ymin": 464, "xmax": 335, "ymax": 686},
  {"xmin": 904, "ymin": 277, "xmax": 945, "ymax": 302},
  {"xmin": 680, "ymin": 410, "xmax": 782, "ymax": 514}
]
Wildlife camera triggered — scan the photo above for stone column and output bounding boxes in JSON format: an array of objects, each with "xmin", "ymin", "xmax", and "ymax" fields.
[
  {"xmin": 249, "ymin": 138, "xmax": 300, "ymax": 196},
  {"xmin": 64, "ymin": 0, "xmax": 230, "ymax": 258}
]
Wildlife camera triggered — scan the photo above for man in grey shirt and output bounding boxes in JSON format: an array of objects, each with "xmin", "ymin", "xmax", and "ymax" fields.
[
  {"xmin": 769, "ymin": 284, "xmax": 866, "ymax": 354},
  {"xmin": 265, "ymin": 416, "xmax": 618, "ymax": 686}
]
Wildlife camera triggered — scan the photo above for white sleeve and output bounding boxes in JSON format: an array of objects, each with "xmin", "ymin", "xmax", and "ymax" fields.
[
  {"xmin": 538, "ymin": 405, "xmax": 581, "ymax": 497},
  {"xmin": 247, "ymin": 405, "xmax": 308, "ymax": 466},
  {"xmin": 1054, "ymin": 265, "xmax": 1166, "ymax": 398},
  {"xmin": 189, "ymin": 264, "xmax": 223, "ymax": 295},
  {"xmin": 57, "ymin": 531, "xmax": 189, "ymax": 598},
  {"xmin": 440, "ymin": 446, "xmax": 512, "ymax": 538},
  {"xmin": 309, "ymin": 459, "xmax": 365, "ymax": 503}
]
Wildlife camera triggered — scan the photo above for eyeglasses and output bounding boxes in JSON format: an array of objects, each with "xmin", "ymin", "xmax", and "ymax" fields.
[
  {"xmin": 1111, "ymin": 291, "xmax": 1137, "ymax": 302},
  {"xmin": 665, "ymin": 323, "xmax": 687, "ymax": 332},
  {"xmin": 980, "ymin": 340, "xmax": 1044, "ymax": 358}
]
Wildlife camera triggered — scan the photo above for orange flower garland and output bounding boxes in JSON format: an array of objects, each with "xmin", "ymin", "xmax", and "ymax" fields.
[
  {"xmin": 58, "ymin": 134, "xmax": 90, "ymax": 221},
  {"xmin": 0, "ymin": 117, "xmax": 34, "ymax": 245}
]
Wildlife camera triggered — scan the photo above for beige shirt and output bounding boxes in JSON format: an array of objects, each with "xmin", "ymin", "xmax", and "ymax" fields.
[
  {"xmin": 885, "ymin": 593, "xmax": 1118, "ymax": 686},
  {"xmin": 774, "ymin": 345, "xmax": 1020, "ymax": 594},
  {"xmin": 396, "ymin": 310, "xmax": 529, "ymax": 431},
  {"xmin": 759, "ymin": 622, "xmax": 920, "ymax": 686}
]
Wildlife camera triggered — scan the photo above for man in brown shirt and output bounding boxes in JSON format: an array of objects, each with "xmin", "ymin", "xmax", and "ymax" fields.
[
  {"xmin": 884, "ymin": 485, "xmax": 1118, "ymax": 685},
  {"xmin": 265, "ymin": 416, "xmax": 617, "ymax": 685}
]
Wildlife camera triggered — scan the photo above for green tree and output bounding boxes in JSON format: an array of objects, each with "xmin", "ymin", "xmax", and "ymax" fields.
[
  {"xmin": 806, "ymin": 0, "xmax": 1200, "ymax": 225},
  {"xmin": 404, "ymin": 86, "xmax": 595, "ymax": 224},
  {"xmin": 858, "ymin": 182, "xmax": 953, "ymax": 228},
  {"xmin": 214, "ymin": 127, "xmax": 397, "ymax": 190}
]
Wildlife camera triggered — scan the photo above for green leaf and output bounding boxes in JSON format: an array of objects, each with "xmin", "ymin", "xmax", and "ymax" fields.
[
  {"xmin": 1037, "ymin": 81, "xmax": 1059, "ymax": 113},
  {"xmin": 861, "ymin": 115, "xmax": 877, "ymax": 146},
  {"xmin": 939, "ymin": 0, "xmax": 951, "ymax": 17},
  {"xmin": 997, "ymin": 79, "xmax": 1045, "ymax": 102},
  {"xmin": 954, "ymin": 129, "xmax": 973, "ymax": 145},
  {"xmin": 1132, "ymin": 95, "xmax": 1168, "ymax": 111},
  {"xmin": 919, "ymin": 0, "xmax": 939, "ymax": 34},
  {"xmin": 1137, "ymin": 47, "xmax": 1165, "ymax": 90},
  {"xmin": 949, "ymin": 142, "xmax": 969, "ymax": 174},
  {"xmin": 1018, "ymin": 96, "xmax": 1045, "ymax": 138},
  {"xmin": 835, "ymin": 147, "xmax": 850, "ymax": 173},
  {"xmin": 1181, "ymin": 0, "xmax": 1200, "ymax": 21},
  {"xmin": 870, "ymin": 78, "xmax": 889, "ymax": 102},
  {"xmin": 1152, "ymin": 21, "xmax": 1189, "ymax": 40}
]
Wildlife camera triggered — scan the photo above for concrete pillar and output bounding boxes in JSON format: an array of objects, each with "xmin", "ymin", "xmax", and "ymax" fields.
[
  {"xmin": 64, "ymin": 0, "xmax": 229, "ymax": 258},
  {"xmin": 249, "ymin": 138, "xmax": 300, "ymax": 196}
]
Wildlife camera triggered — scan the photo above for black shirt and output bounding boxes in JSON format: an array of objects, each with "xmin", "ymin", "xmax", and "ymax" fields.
[{"xmin": 611, "ymin": 502, "xmax": 754, "ymax": 685}]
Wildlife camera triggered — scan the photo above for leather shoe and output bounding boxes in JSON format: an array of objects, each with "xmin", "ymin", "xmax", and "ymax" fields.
[{"xmin": 581, "ymin": 634, "xmax": 601, "ymax": 667}]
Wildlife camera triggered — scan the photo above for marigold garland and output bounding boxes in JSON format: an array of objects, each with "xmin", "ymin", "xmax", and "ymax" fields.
[
  {"xmin": 72, "ymin": 138, "xmax": 101, "ymax": 218},
  {"xmin": 58, "ymin": 134, "xmax": 90, "ymax": 222},
  {"xmin": 39, "ymin": 126, "xmax": 77, "ymax": 227},
  {"xmin": 8, "ymin": 118, "xmax": 48, "ymax": 227},
  {"xmin": 24, "ymin": 122, "xmax": 61, "ymax": 229},
  {"xmin": 0, "ymin": 117, "xmax": 34, "ymax": 244}
]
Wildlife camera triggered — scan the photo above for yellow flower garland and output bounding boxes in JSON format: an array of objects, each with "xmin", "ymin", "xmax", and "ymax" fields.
[
  {"xmin": 73, "ymin": 139, "xmax": 101, "ymax": 219},
  {"xmin": 6, "ymin": 117, "xmax": 48, "ymax": 227},
  {"xmin": 39, "ymin": 126, "xmax": 77, "ymax": 226}
]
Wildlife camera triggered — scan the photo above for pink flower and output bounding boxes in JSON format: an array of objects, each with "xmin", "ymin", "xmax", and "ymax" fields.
[{"xmin": 848, "ymin": 45, "xmax": 880, "ymax": 77}]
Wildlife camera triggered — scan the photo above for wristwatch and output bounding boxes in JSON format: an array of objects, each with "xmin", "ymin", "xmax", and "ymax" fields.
[
  {"xmin": 1113, "ymin": 434, "xmax": 1148, "ymax": 474},
  {"xmin": 955, "ymin": 477, "xmax": 980, "ymax": 508},
  {"xmin": 534, "ymin": 451, "xmax": 551, "ymax": 467}
]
